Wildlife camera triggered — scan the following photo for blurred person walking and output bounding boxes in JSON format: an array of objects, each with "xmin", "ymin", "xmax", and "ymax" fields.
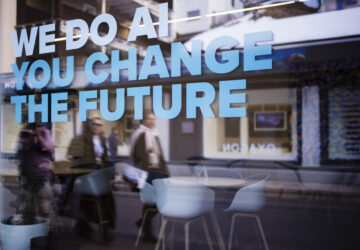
[
  {"xmin": 17, "ymin": 122, "xmax": 55, "ymax": 225},
  {"xmin": 130, "ymin": 112, "xmax": 168, "ymax": 242}
]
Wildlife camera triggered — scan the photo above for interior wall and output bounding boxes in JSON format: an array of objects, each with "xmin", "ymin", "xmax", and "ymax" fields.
[
  {"xmin": 170, "ymin": 106, "xmax": 203, "ymax": 161},
  {"xmin": 0, "ymin": 0, "xmax": 16, "ymax": 73}
]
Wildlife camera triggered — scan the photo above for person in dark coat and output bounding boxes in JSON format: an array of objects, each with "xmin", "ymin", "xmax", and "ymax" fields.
[
  {"xmin": 108, "ymin": 127, "xmax": 119, "ymax": 167},
  {"xmin": 130, "ymin": 113, "xmax": 168, "ymax": 176},
  {"xmin": 67, "ymin": 118, "xmax": 115, "ymax": 239},
  {"xmin": 130, "ymin": 112, "xmax": 168, "ymax": 242},
  {"xmin": 68, "ymin": 117, "xmax": 109, "ymax": 169}
]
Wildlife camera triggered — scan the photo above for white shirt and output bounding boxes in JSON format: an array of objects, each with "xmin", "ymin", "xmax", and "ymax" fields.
[{"xmin": 92, "ymin": 135, "xmax": 104, "ymax": 162}]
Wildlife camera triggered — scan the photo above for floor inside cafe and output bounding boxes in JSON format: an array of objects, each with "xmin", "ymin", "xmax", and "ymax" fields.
[{"xmin": 34, "ymin": 190, "xmax": 360, "ymax": 250}]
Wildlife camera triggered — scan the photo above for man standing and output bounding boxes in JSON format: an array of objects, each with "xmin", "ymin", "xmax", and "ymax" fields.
[
  {"xmin": 130, "ymin": 112, "xmax": 168, "ymax": 178},
  {"xmin": 130, "ymin": 112, "xmax": 168, "ymax": 242}
]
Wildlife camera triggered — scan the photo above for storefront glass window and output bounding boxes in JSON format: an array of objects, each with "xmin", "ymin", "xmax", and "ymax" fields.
[{"xmin": 204, "ymin": 87, "xmax": 298, "ymax": 160}]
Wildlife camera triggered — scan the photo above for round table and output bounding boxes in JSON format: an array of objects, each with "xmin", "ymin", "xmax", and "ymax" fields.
[
  {"xmin": 0, "ymin": 166, "xmax": 96, "ymax": 177},
  {"xmin": 170, "ymin": 176, "xmax": 246, "ymax": 188}
]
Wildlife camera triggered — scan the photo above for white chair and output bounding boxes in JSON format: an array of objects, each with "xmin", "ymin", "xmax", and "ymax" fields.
[
  {"xmin": 135, "ymin": 182, "xmax": 158, "ymax": 246},
  {"xmin": 152, "ymin": 178, "xmax": 215, "ymax": 250},
  {"xmin": 273, "ymin": 168, "xmax": 303, "ymax": 209},
  {"xmin": 299, "ymin": 170, "xmax": 345, "ymax": 222},
  {"xmin": 72, "ymin": 167, "xmax": 114, "ymax": 234},
  {"xmin": 224, "ymin": 174, "xmax": 270, "ymax": 250}
]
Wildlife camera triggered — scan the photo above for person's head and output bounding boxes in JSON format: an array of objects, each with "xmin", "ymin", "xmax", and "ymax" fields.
[
  {"xmin": 142, "ymin": 112, "xmax": 156, "ymax": 129},
  {"xmin": 90, "ymin": 117, "xmax": 103, "ymax": 135},
  {"xmin": 112, "ymin": 127, "xmax": 118, "ymax": 135}
]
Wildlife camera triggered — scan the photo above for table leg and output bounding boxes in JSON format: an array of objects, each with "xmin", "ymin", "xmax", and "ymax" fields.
[{"xmin": 209, "ymin": 211, "xmax": 226, "ymax": 250}]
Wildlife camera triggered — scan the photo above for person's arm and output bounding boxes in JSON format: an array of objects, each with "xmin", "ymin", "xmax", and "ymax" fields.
[
  {"xmin": 67, "ymin": 136, "xmax": 84, "ymax": 159},
  {"xmin": 17, "ymin": 129, "xmax": 35, "ymax": 154},
  {"xmin": 37, "ymin": 127, "xmax": 54, "ymax": 152},
  {"xmin": 134, "ymin": 133, "xmax": 149, "ymax": 170}
]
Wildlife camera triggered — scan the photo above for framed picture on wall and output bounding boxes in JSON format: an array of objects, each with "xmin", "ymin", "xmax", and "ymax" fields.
[
  {"xmin": 181, "ymin": 121, "xmax": 194, "ymax": 134},
  {"xmin": 248, "ymin": 105, "xmax": 291, "ymax": 139},
  {"xmin": 254, "ymin": 111, "xmax": 287, "ymax": 131}
]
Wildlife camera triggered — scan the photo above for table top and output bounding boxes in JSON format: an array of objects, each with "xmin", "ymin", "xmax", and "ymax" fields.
[
  {"xmin": 170, "ymin": 176, "xmax": 246, "ymax": 188},
  {"xmin": 52, "ymin": 166, "xmax": 96, "ymax": 175},
  {"xmin": 0, "ymin": 168, "xmax": 19, "ymax": 177},
  {"xmin": 0, "ymin": 162, "xmax": 96, "ymax": 177}
]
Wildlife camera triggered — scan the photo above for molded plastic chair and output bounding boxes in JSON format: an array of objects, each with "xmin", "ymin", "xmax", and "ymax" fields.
[
  {"xmin": 299, "ymin": 170, "xmax": 345, "ymax": 222},
  {"xmin": 135, "ymin": 182, "xmax": 157, "ymax": 246},
  {"xmin": 225, "ymin": 174, "xmax": 270, "ymax": 250},
  {"xmin": 152, "ymin": 178, "xmax": 215, "ymax": 250},
  {"xmin": 72, "ymin": 167, "xmax": 114, "ymax": 233}
]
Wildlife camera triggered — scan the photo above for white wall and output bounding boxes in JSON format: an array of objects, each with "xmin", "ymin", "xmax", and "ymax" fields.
[
  {"xmin": 155, "ymin": 93, "xmax": 170, "ymax": 161},
  {"xmin": 0, "ymin": 0, "xmax": 16, "ymax": 74},
  {"xmin": 173, "ymin": 0, "xmax": 210, "ymax": 35},
  {"xmin": 0, "ymin": 0, "xmax": 17, "ymax": 224},
  {"xmin": 208, "ymin": 0, "xmax": 243, "ymax": 27},
  {"xmin": 247, "ymin": 88, "xmax": 291, "ymax": 105},
  {"xmin": 173, "ymin": 0, "xmax": 244, "ymax": 35}
]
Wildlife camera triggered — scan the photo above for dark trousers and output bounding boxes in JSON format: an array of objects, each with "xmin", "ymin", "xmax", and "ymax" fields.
[{"xmin": 140, "ymin": 171, "xmax": 168, "ymax": 237}]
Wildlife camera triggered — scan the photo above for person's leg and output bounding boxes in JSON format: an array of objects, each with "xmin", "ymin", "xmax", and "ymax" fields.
[
  {"xmin": 37, "ymin": 180, "xmax": 55, "ymax": 216},
  {"xmin": 138, "ymin": 171, "xmax": 167, "ymax": 241},
  {"xmin": 59, "ymin": 175, "xmax": 77, "ymax": 213},
  {"xmin": 72, "ymin": 195, "xmax": 93, "ymax": 236},
  {"xmin": 140, "ymin": 204, "xmax": 158, "ymax": 241},
  {"xmin": 37, "ymin": 180, "xmax": 58, "ymax": 231},
  {"xmin": 23, "ymin": 179, "xmax": 38, "ymax": 224},
  {"xmin": 146, "ymin": 171, "xmax": 168, "ymax": 184}
]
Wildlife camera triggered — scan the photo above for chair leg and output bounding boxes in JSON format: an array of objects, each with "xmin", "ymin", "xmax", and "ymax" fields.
[
  {"xmin": 163, "ymin": 221, "xmax": 166, "ymax": 250},
  {"xmin": 155, "ymin": 218, "xmax": 168, "ymax": 250},
  {"xmin": 276, "ymin": 188, "xmax": 284, "ymax": 207},
  {"xmin": 135, "ymin": 208, "xmax": 157, "ymax": 246},
  {"xmin": 95, "ymin": 199, "xmax": 105, "ymax": 233},
  {"xmin": 71, "ymin": 195, "xmax": 81, "ymax": 232},
  {"xmin": 326, "ymin": 198, "xmax": 332, "ymax": 224},
  {"xmin": 254, "ymin": 215, "xmax": 270, "ymax": 250},
  {"xmin": 302, "ymin": 190, "xmax": 312, "ymax": 220},
  {"xmin": 169, "ymin": 222, "xmax": 176, "ymax": 250},
  {"xmin": 231, "ymin": 213, "xmax": 269, "ymax": 250},
  {"xmin": 228, "ymin": 214, "xmax": 236, "ymax": 250},
  {"xmin": 209, "ymin": 211, "xmax": 226, "ymax": 250},
  {"xmin": 297, "ymin": 190, "xmax": 304, "ymax": 213},
  {"xmin": 202, "ymin": 217, "xmax": 214, "ymax": 250},
  {"xmin": 184, "ymin": 222, "xmax": 190, "ymax": 250}
]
